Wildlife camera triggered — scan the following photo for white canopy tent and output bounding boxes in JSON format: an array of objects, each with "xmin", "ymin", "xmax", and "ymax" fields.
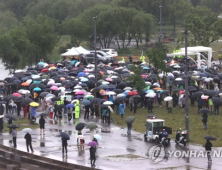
[
  {"xmin": 180, "ymin": 46, "xmax": 212, "ymax": 68},
  {"xmin": 61, "ymin": 46, "xmax": 90, "ymax": 56},
  {"xmin": 75, "ymin": 46, "xmax": 90, "ymax": 55},
  {"xmin": 61, "ymin": 47, "xmax": 80, "ymax": 56},
  {"xmin": 167, "ymin": 51, "xmax": 203, "ymax": 69}
]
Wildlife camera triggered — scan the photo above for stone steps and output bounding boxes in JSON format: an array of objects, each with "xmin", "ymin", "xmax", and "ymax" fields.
[{"xmin": 0, "ymin": 144, "xmax": 99, "ymax": 170}]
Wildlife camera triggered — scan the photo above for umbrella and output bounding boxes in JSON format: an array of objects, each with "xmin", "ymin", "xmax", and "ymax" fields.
[
  {"xmin": 100, "ymin": 104, "xmax": 108, "ymax": 109},
  {"xmin": 66, "ymin": 104, "xmax": 75, "ymax": 108},
  {"xmin": 12, "ymin": 93, "xmax": 21, "ymax": 97},
  {"xmin": 199, "ymin": 108, "xmax": 210, "ymax": 114},
  {"xmin": 94, "ymin": 134, "xmax": 102, "ymax": 141},
  {"xmin": 145, "ymin": 93, "xmax": 156, "ymax": 98},
  {"xmin": 15, "ymin": 96, "xmax": 24, "ymax": 103},
  {"xmin": 51, "ymin": 97, "xmax": 61, "ymax": 102},
  {"xmin": 30, "ymin": 102, "xmax": 39, "ymax": 107},
  {"xmin": 8, "ymin": 124, "xmax": 19, "ymax": 128},
  {"xmin": 75, "ymin": 123, "xmax": 86, "ymax": 131},
  {"xmin": 128, "ymin": 91, "xmax": 138, "ymax": 96},
  {"xmin": 204, "ymin": 136, "xmax": 216, "ymax": 141},
  {"xmin": 81, "ymin": 100, "xmax": 91, "ymax": 106},
  {"xmin": 21, "ymin": 97, "xmax": 33, "ymax": 106},
  {"xmin": 22, "ymin": 128, "xmax": 33, "ymax": 133},
  {"xmin": 125, "ymin": 116, "xmax": 135, "ymax": 124},
  {"xmin": 60, "ymin": 132, "xmax": 70, "ymax": 140},
  {"xmin": 77, "ymin": 135, "xmax": 85, "ymax": 139},
  {"xmin": 5, "ymin": 115, "xmax": 17, "ymax": 121},
  {"xmin": 124, "ymin": 87, "xmax": 132, "ymax": 91},
  {"xmin": 87, "ymin": 141, "xmax": 97, "ymax": 147},
  {"xmin": 164, "ymin": 96, "xmax": 173, "ymax": 101},
  {"xmin": 103, "ymin": 101, "xmax": 113, "ymax": 106},
  {"xmin": 0, "ymin": 101, "xmax": 6, "ymax": 104},
  {"xmin": 39, "ymin": 92, "xmax": 49, "ymax": 97},
  {"xmin": 50, "ymin": 86, "xmax": 58, "ymax": 91},
  {"xmin": 38, "ymin": 112, "xmax": 48, "ymax": 117},
  {"xmin": 192, "ymin": 91, "xmax": 203, "ymax": 98},
  {"xmin": 33, "ymin": 87, "xmax": 42, "ymax": 92},
  {"xmin": 86, "ymin": 122, "xmax": 97, "ymax": 130}
]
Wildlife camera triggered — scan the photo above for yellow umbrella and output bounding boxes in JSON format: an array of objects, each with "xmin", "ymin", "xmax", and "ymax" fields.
[{"xmin": 30, "ymin": 102, "xmax": 39, "ymax": 107}]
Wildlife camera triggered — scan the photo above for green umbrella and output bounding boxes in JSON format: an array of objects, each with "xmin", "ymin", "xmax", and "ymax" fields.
[
  {"xmin": 86, "ymin": 122, "xmax": 98, "ymax": 130},
  {"xmin": 41, "ymin": 75, "xmax": 49, "ymax": 79},
  {"xmin": 125, "ymin": 116, "xmax": 135, "ymax": 124}
]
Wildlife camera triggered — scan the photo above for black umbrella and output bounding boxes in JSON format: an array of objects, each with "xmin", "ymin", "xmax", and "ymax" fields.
[
  {"xmin": 60, "ymin": 132, "xmax": 70, "ymax": 140},
  {"xmin": 211, "ymin": 97, "xmax": 222, "ymax": 105},
  {"xmin": 205, "ymin": 90, "xmax": 218, "ymax": 97},
  {"xmin": 39, "ymin": 92, "xmax": 49, "ymax": 97},
  {"xmin": 91, "ymin": 98, "xmax": 101, "ymax": 104},
  {"xmin": 192, "ymin": 91, "xmax": 203, "ymax": 98},
  {"xmin": 204, "ymin": 135, "xmax": 216, "ymax": 141},
  {"xmin": 113, "ymin": 89, "xmax": 123, "ymax": 94},
  {"xmin": 91, "ymin": 87, "xmax": 101, "ymax": 94},
  {"xmin": 172, "ymin": 88, "xmax": 180, "ymax": 93},
  {"xmin": 51, "ymin": 97, "xmax": 61, "ymax": 102},
  {"xmin": 5, "ymin": 115, "xmax": 17, "ymax": 121},
  {"xmin": 15, "ymin": 96, "xmax": 24, "ymax": 103},
  {"xmin": 38, "ymin": 112, "xmax": 48, "ymax": 117},
  {"xmin": 8, "ymin": 124, "xmax": 19, "ymax": 128},
  {"xmin": 0, "ymin": 101, "xmax": 7, "ymax": 104},
  {"xmin": 100, "ymin": 104, "xmax": 108, "ymax": 109},
  {"xmin": 199, "ymin": 108, "xmax": 210, "ymax": 114},
  {"xmin": 161, "ymin": 90, "xmax": 169, "ymax": 95},
  {"xmin": 8, "ymin": 94, "xmax": 17, "ymax": 101},
  {"xmin": 75, "ymin": 123, "xmax": 86, "ymax": 131}
]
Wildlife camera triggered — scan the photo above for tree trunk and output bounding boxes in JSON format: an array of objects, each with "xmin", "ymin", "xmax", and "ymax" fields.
[
  {"xmin": 115, "ymin": 36, "xmax": 120, "ymax": 50},
  {"xmin": 173, "ymin": 19, "xmax": 176, "ymax": 34}
]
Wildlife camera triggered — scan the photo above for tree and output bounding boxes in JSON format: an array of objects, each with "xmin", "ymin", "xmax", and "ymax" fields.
[
  {"xmin": 0, "ymin": 26, "xmax": 33, "ymax": 72},
  {"xmin": 166, "ymin": 0, "xmax": 192, "ymax": 33},
  {"xmin": 190, "ymin": 0, "xmax": 201, "ymax": 7},
  {"xmin": 185, "ymin": 6, "xmax": 222, "ymax": 46},
  {"xmin": 22, "ymin": 15, "xmax": 59, "ymax": 63},
  {"xmin": 127, "ymin": 65, "xmax": 146, "ymax": 92},
  {"xmin": 62, "ymin": 17, "xmax": 90, "ymax": 46},
  {"xmin": 147, "ymin": 42, "xmax": 168, "ymax": 72}
]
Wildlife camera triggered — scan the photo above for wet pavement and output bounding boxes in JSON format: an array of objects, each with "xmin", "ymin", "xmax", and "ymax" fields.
[{"xmin": 0, "ymin": 113, "xmax": 221, "ymax": 170}]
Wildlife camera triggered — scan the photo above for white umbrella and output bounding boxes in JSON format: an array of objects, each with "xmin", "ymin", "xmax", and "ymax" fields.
[
  {"xmin": 26, "ymin": 79, "xmax": 32, "ymax": 84},
  {"xmin": 103, "ymin": 101, "xmax": 113, "ymax": 105},
  {"xmin": 145, "ymin": 81, "xmax": 152, "ymax": 86},
  {"xmin": 204, "ymin": 78, "xmax": 213, "ymax": 82},
  {"xmin": 88, "ymin": 75, "xmax": 95, "ymax": 78},
  {"xmin": 58, "ymin": 87, "xmax": 66, "ymax": 91},
  {"xmin": 32, "ymin": 75, "xmax": 40, "ymax": 79},
  {"xmin": 164, "ymin": 96, "xmax": 173, "ymax": 101},
  {"xmin": 201, "ymin": 95, "xmax": 209, "ymax": 99},
  {"xmin": 175, "ymin": 78, "xmax": 182, "ymax": 81},
  {"xmin": 124, "ymin": 87, "xmax": 132, "ymax": 91},
  {"xmin": 174, "ymin": 65, "xmax": 180, "ymax": 68},
  {"xmin": 22, "ymin": 128, "xmax": 33, "ymax": 133},
  {"xmin": 145, "ymin": 93, "xmax": 156, "ymax": 98},
  {"xmin": 153, "ymin": 83, "xmax": 160, "ymax": 87},
  {"xmin": 18, "ymin": 89, "xmax": 30, "ymax": 94},
  {"xmin": 0, "ymin": 115, "xmax": 4, "ymax": 118},
  {"xmin": 106, "ymin": 91, "xmax": 116, "ymax": 96},
  {"xmin": 158, "ymin": 73, "xmax": 164, "ymax": 78},
  {"xmin": 101, "ymin": 81, "xmax": 109, "ymax": 85},
  {"xmin": 74, "ymin": 85, "xmax": 82, "ymax": 89},
  {"xmin": 15, "ymin": 69, "xmax": 24, "ymax": 73},
  {"xmin": 71, "ymin": 99, "xmax": 79, "ymax": 104},
  {"xmin": 117, "ymin": 94, "xmax": 126, "ymax": 97},
  {"xmin": 77, "ymin": 135, "xmax": 85, "ymax": 139}
]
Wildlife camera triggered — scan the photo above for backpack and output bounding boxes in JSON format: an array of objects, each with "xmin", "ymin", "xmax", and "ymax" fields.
[{"xmin": 102, "ymin": 109, "xmax": 107, "ymax": 116}]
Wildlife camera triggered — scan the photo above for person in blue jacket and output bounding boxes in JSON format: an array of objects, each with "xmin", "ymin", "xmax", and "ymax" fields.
[{"xmin": 119, "ymin": 102, "xmax": 125, "ymax": 119}]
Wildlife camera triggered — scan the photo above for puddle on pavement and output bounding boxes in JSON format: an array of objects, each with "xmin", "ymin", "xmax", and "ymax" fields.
[
  {"xmin": 159, "ymin": 165, "xmax": 205, "ymax": 170},
  {"xmin": 103, "ymin": 154, "xmax": 147, "ymax": 162}
]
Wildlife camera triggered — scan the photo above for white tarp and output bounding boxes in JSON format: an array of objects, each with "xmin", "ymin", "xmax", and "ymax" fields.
[
  {"xmin": 61, "ymin": 46, "xmax": 90, "ymax": 56},
  {"xmin": 61, "ymin": 47, "xmax": 80, "ymax": 56}
]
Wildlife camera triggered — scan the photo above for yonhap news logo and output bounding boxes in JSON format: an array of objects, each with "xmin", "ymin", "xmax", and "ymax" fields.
[{"xmin": 148, "ymin": 145, "xmax": 222, "ymax": 163}]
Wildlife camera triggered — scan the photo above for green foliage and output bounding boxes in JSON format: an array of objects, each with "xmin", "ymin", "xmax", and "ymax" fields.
[
  {"xmin": 184, "ymin": 6, "xmax": 222, "ymax": 46},
  {"xmin": 127, "ymin": 65, "xmax": 146, "ymax": 92},
  {"xmin": 147, "ymin": 42, "xmax": 168, "ymax": 71},
  {"xmin": 22, "ymin": 15, "xmax": 59, "ymax": 63}
]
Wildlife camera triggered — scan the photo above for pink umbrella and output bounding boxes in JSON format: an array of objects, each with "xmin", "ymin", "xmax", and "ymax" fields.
[
  {"xmin": 50, "ymin": 86, "xmax": 58, "ymax": 91},
  {"xmin": 75, "ymin": 91, "xmax": 85, "ymax": 95},
  {"xmin": 13, "ymin": 93, "xmax": 21, "ymax": 97},
  {"xmin": 106, "ymin": 78, "xmax": 113, "ymax": 82},
  {"xmin": 141, "ymin": 75, "xmax": 147, "ymax": 78}
]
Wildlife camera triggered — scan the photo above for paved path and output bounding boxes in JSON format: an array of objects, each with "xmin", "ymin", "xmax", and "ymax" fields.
[{"xmin": 0, "ymin": 114, "xmax": 221, "ymax": 170}]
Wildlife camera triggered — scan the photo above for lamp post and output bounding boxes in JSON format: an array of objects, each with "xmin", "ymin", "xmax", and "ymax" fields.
[
  {"xmin": 184, "ymin": 28, "xmax": 189, "ymax": 141},
  {"xmin": 159, "ymin": 4, "xmax": 163, "ymax": 42},
  {"xmin": 94, "ymin": 16, "xmax": 98, "ymax": 85}
]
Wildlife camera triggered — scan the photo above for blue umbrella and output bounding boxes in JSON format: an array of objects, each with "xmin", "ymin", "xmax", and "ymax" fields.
[
  {"xmin": 146, "ymin": 90, "xmax": 154, "ymax": 93},
  {"xmin": 37, "ymin": 62, "xmax": 46, "ymax": 66},
  {"xmin": 123, "ymin": 91, "xmax": 128, "ymax": 96},
  {"xmin": 77, "ymin": 72, "xmax": 86, "ymax": 77},
  {"xmin": 66, "ymin": 104, "xmax": 75, "ymax": 108},
  {"xmin": 81, "ymin": 100, "xmax": 91, "ymax": 106},
  {"xmin": 33, "ymin": 87, "xmax": 42, "ymax": 91},
  {"xmin": 33, "ymin": 80, "xmax": 41, "ymax": 84},
  {"xmin": 142, "ymin": 67, "xmax": 149, "ymax": 70},
  {"xmin": 81, "ymin": 78, "xmax": 89, "ymax": 82},
  {"xmin": 75, "ymin": 95, "xmax": 84, "ymax": 99}
]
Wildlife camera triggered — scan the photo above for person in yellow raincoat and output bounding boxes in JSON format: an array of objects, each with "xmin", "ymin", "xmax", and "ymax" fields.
[
  {"xmin": 75, "ymin": 100, "xmax": 80, "ymax": 119},
  {"xmin": 122, "ymin": 57, "xmax": 125, "ymax": 62},
  {"xmin": 140, "ymin": 55, "xmax": 145, "ymax": 63}
]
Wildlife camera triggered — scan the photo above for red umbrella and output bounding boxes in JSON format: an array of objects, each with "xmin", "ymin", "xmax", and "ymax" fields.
[
  {"xmin": 179, "ymin": 90, "xmax": 185, "ymax": 95},
  {"xmin": 48, "ymin": 64, "xmax": 55, "ymax": 67},
  {"xmin": 128, "ymin": 91, "xmax": 138, "ymax": 96},
  {"xmin": 13, "ymin": 93, "xmax": 21, "ymax": 97},
  {"xmin": 41, "ymin": 68, "xmax": 49, "ymax": 73}
]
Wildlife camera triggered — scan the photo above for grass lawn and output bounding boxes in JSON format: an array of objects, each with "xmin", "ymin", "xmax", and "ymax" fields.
[
  {"xmin": 111, "ymin": 102, "xmax": 222, "ymax": 147},
  {"xmin": 3, "ymin": 118, "xmax": 39, "ymax": 133}
]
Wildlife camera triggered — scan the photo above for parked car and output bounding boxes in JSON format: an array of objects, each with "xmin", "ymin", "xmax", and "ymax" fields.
[
  {"xmin": 90, "ymin": 51, "xmax": 114, "ymax": 63},
  {"xmin": 83, "ymin": 53, "xmax": 109, "ymax": 64},
  {"xmin": 101, "ymin": 49, "xmax": 118, "ymax": 57}
]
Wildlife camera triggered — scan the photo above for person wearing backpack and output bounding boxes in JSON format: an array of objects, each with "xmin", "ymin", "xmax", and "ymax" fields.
[{"xmin": 102, "ymin": 108, "xmax": 107, "ymax": 123}]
